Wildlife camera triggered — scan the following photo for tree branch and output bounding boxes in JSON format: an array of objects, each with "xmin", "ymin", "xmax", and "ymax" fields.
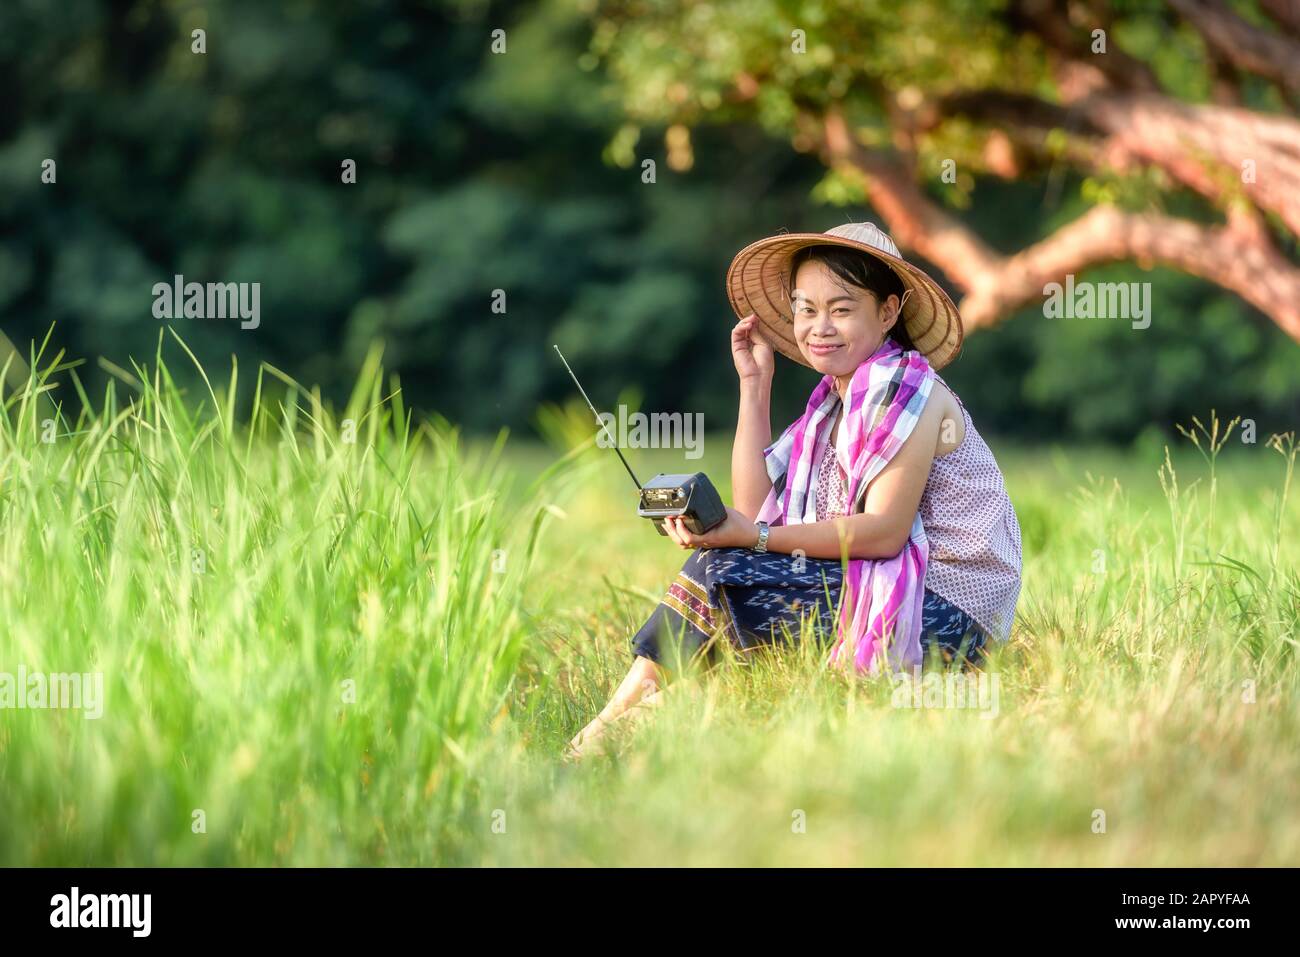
[
  {"xmin": 1168, "ymin": 0, "xmax": 1300, "ymax": 97},
  {"xmin": 813, "ymin": 105, "xmax": 1300, "ymax": 342},
  {"xmin": 1259, "ymin": 0, "xmax": 1300, "ymax": 39},
  {"xmin": 957, "ymin": 206, "xmax": 1300, "ymax": 341},
  {"xmin": 929, "ymin": 88, "xmax": 1300, "ymax": 238},
  {"xmin": 1007, "ymin": 0, "xmax": 1162, "ymax": 93}
]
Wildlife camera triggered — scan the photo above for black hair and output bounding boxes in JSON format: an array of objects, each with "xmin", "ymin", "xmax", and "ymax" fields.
[{"xmin": 785, "ymin": 244, "xmax": 915, "ymax": 352}]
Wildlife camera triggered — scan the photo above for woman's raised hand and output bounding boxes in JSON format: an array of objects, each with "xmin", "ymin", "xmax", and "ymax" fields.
[{"xmin": 731, "ymin": 314, "xmax": 774, "ymax": 382}]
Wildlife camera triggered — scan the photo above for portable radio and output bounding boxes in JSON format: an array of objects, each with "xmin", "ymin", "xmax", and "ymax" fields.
[
  {"xmin": 554, "ymin": 346, "xmax": 728, "ymax": 536},
  {"xmin": 635, "ymin": 471, "xmax": 728, "ymax": 536}
]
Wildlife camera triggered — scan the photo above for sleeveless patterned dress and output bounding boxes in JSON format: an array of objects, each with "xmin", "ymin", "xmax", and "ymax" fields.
[
  {"xmin": 915, "ymin": 375, "xmax": 1022, "ymax": 641},
  {"xmin": 812, "ymin": 375, "xmax": 1022, "ymax": 642}
]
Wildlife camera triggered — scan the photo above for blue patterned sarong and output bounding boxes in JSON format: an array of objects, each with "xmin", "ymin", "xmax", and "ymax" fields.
[{"xmin": 631, "ymin": 547, "xmax": 987, "ymax": 670}]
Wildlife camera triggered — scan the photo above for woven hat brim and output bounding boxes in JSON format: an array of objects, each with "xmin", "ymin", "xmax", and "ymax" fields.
[{"xmin": 725, "ymin": 232, "xmax": 964, "ymax": 371}]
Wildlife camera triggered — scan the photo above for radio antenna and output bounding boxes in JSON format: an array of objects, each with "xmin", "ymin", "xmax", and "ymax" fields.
[{"xmin": 553, "ymin": 344, "xmax": 643, "ymax": 492}]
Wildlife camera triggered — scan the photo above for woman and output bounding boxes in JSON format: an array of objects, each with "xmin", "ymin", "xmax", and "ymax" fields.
[{"xmin": 566, "ymin": 221, "xmax": 1022, "ymax": 759}]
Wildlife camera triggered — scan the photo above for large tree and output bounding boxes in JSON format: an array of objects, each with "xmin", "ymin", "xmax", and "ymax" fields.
[{"xmin": 584, "ymin": 0, "xmax": 1300, "ymax": 342}]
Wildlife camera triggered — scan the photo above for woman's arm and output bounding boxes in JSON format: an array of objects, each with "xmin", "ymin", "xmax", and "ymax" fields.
[
  {"xmin": 665, "ymin": 387, "xmax": 944, "ymax": 560},
  {"xmin": 732, "ymin": 377, "xmax": 773, "ymax": 519},
  {"xmin": 730, "ymin": 315, "xmax": 775, "ymax": 520},
  {"xmin": 772, "ymin": 395, "xmax": 942, "ymax": 558}
]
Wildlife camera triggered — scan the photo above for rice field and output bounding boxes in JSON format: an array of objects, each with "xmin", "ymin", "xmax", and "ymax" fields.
[{"xmin": 1, "ymin": 336, "xmax": 1296, "ymax": 865}]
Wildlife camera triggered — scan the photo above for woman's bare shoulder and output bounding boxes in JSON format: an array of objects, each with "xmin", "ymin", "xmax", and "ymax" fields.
[{"xmin": 929, "ymin": 377, "xmax": 966, "ymax": 456}]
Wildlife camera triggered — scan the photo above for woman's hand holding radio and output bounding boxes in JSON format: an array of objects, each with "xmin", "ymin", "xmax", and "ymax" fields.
[
  {"xmin": 663, "ymin": 509, "xmax": 759, "ymax": 550},
  {"xmin": 731, "ymin": 314, "xmax": 774, "ymax": 382}
]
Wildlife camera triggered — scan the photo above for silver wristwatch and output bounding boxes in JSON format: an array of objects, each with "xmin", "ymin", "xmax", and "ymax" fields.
[{"xmin": 753, "ymin": 520, "xmax": 770, "ymax": 553}]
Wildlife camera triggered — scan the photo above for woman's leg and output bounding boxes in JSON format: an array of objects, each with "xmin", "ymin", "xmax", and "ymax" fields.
[
  {"xmin": 565, "ymin": 655, "xmax": 666, "ymax": 759},
  {"xmin": 590, "ymin": 654, "xmax": 665, "ymax": 725},
  {"xmin": 564, "ymin": 674, "xmax": 675, "ymax": 760},
  {"xmin": 564, "ymin": 547, "xmax": 842, "ymax": 759},
  {"xmin": 565, "ymin": 550, "xmax": 729, "ymax": 760}
]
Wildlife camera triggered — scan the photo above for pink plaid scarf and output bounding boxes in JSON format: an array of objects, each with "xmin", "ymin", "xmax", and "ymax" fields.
[{"xmin": 757, "ymin": 339, "xmax": 935, "ymax": 673}]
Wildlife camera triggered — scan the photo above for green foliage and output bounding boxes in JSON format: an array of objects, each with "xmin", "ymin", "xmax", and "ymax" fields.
[
  {"xmin": 485, "ymin": 419, "xmax": 1299, "ymax": 866},
  {"xmin": 0, "ymin": 338, "xmax": 1296, "ymax": 863},
  {"xmin": 0, "ymin": 336, "xmax": 569, "ymax": 864},
  {"xmin": 1, "ymin": 0, "xmax": 1297, "ymax": 868},
  {"xmin": 0, "ymin": 0, "xmax": 1295, "ymax": 446}
]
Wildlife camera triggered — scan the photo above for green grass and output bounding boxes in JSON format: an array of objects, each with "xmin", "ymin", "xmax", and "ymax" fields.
[
  {"xmin": 0, "ymin": 334, "xmax": 571, "ymax": 865},
  {"xmin": 2, "ymin": 338, "xmax": 1297, "ymax": 865}
]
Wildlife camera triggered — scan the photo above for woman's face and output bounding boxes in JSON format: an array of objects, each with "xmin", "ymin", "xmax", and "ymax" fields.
[{"xmin": 791, "ymin": 259, "xmax": 900, "ymax": 377}]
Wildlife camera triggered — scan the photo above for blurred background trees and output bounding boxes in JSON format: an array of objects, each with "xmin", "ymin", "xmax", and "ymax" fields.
[{"xmin": 1, "ymin": 0, "xmax": 1297, "ymax": 443}]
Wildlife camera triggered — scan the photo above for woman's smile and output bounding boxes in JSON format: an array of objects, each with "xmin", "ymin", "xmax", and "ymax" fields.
[{"xmin": 807, "ymin": 342, "xmax": 844, "ymax": 357}]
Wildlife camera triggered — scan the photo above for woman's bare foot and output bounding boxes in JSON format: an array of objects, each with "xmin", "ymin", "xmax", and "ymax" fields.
[
  {"xmin": 564, "ymin": 689, "xmax": 670, "ymax": 761},
  {"xmin": 564, "ymin": 714, "xmax": 612, "ymax": 761},
  {"xmin": 564, "ymin": 656, "xmax": 664, "ymax": 761}
]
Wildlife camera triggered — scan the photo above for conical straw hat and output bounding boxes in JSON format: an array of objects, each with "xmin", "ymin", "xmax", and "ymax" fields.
[{"xmin": 725, "ymin": 221, "xmax": 963, "ymax": 370}]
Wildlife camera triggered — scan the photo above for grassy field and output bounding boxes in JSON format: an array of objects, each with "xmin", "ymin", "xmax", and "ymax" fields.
[{"xmin": 1, "ymin": 340, "xmax": 1297, "ymax": 865}]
